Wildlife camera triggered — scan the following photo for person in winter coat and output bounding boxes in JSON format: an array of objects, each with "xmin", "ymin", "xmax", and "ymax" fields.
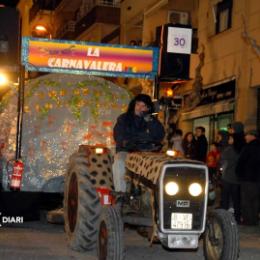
[
  {"xmin": 113, "ymin": 94, "xmax": 165, "ymax": 192},
  {"xmin": 194, "ymin": 126, "xmax": 208, "ymax": 162},
  {"xmin": 182, "ymin": 132, "xmax": 197, "ymax": 160},
  {"xmin": 219, "ymin": 134, "xmax": 243, "ymax": 223},
  {"xmin": 228, "ymin": 121, "xmax": 244, "ymax": 135},
  {"xmin": 215, "ymin": 130, "xmax": 229, "ymax": 152},
  {"xmin": 227, "ymin": 121, "xmax": 245, "ymax": 153},
  {"xmin": 236, "ymin": 130, "xmax": 260, "ymax": 225}
]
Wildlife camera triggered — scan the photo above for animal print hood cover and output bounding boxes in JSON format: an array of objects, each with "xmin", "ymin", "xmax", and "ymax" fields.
[{"xmin": 125, "ymin": 152, "xmax": 202, "ymax": 184}]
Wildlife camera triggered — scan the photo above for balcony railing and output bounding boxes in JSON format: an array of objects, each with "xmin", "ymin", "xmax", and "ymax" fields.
[
  {"xmin": 95, "ymin": 0, "xmax": 121, "ymax": 7},
  {"xmin": 74, "ymin": 2, "xmax": 120, "ymax": 39},
  {"xmin": 75, "ymin": 0, "xmax": 120, "ymax": 23},
  {"xmin": 56, "ymin": 20, "xmax": 76, "ymax": 39},
  {"xmin": 29, "ymin": 0, "xmax": 63, "ymax": 22},
  {"xmin": 31, "ymin": 0, "xmax": 120, "ymax": 40}
]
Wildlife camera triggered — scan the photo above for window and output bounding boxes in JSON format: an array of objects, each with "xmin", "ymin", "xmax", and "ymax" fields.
[
  {"xmin": 168, "ymin": 10, "xmax": 190, "ymax": 26},
  {"xmin": 215, "ymin": 0, "xmax": 233, "ymax": 34}
]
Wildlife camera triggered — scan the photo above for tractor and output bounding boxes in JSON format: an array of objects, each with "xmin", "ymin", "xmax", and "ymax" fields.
[{"xmin": 64, "ymin": 144, "xmax": 239, "ymax": 260}]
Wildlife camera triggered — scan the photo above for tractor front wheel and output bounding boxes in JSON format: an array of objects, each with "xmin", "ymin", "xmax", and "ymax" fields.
[
  {"xmin": 203, "ymin": 209, "xmax": 239, "ymax": 260},
  {"xmin": 98, "ymin": 206, "xmax": 124, "ymax": 260},
  {"xmin": 64, "ymin": 152, "xmax": 101, "ymax": 251}
]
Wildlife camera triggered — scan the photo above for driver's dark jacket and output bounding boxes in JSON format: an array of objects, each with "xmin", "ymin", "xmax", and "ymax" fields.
[{"xmin": 113, "ymin": 113, "xmax": 165, "ymax": 153}]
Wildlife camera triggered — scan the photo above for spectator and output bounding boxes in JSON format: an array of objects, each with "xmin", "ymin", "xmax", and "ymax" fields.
[
  {"xmin": 219, "ymin": 134, "xmax": 242, "ymax": 223},
  {"xmin": 215, "ymin": 130, "xmax": 229, "ymax": 152},
  {"xmin": 236, "ymin": 130, "xmax": 260, "ymax": 225},
  {"xmin": 182, "ymin": 132, "xmax": 197, "ymax": 159},
  {"xmin": 228, "ymin": 121, "xmax": 244, "ymax": 135},
  {"xmin": 171, "ymin": 129, "xmax": 184, "ymax": 156},
  {"xmin": 228, "ymin": 121, "xmax": 246, "ymax": 152},
  {"xmin": 194, "ymin": 126, "xmax": 208, "ymax": 162},
  {"xmin": 166, "ymin": 122, "xmax": 176, "ymax": 148},
  {"xmin": 206, "ymin": 142, "xmax": 220, "ymax": 182}
]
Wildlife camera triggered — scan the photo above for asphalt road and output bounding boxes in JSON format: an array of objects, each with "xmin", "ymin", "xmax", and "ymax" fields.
[{"xmin": 0, "ymin": 221, "xmax": 260, "ymax": 260}]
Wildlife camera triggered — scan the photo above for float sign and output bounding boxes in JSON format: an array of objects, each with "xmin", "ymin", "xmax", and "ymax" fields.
[{"xmin": 21, "ymin": 37, "xmax": 159, "ymax": 79}]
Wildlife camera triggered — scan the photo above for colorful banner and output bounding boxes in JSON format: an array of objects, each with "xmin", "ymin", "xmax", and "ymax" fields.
[{"xmin": 22, "ymin": 37, "xmax": 159, "ymax": 79}]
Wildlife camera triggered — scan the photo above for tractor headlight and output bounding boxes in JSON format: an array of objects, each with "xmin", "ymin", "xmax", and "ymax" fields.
[
  {"xmin": 188, "ymin": 183, "xmax": 202, "ymax": 197},
  {"xmin": 165, "ymin": 181, "xmax": 179, "ymax": 196}
]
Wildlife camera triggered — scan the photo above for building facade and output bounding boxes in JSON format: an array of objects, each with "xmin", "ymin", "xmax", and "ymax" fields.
[
  {"xmin": 121, "ymin": 0, "xmax": 260, "ymax": 140},
  {"xmin": 18, "ymin": 0, "xmax": 260, "ymax": 140},
  {"xmin": 179, "ymin": 0, "xmax": 260, "ymax": 141},
  {"xmin": 18, "ymin": 0, "xmax": 121, "ymax": 43}
]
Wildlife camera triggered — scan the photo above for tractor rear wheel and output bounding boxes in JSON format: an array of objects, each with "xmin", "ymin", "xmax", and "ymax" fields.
[{"xmin": 64, "ymin": 152, "xmax": 101, "ymax": 251}]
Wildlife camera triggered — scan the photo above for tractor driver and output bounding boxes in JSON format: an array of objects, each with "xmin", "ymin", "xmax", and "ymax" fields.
[{"xmin": 112, "ymin": 94, "xmax": 165, "ymax": 192}]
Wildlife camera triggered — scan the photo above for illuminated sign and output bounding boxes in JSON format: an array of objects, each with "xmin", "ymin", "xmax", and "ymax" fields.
[
  {"xmin": 22, "ymin": 37, "xmax": 159, "ymax": 79},
  {"xmin": 167, "ymin": 27, "xmax": 192, "ymax": 54}
]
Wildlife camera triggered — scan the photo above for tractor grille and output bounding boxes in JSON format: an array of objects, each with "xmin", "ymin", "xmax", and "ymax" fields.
[{"xmin": 160, "ymin": 164, "xmax": 207, "ymax": 232}]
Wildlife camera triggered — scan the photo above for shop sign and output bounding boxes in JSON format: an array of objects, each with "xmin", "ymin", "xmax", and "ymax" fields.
[
  {"xmin": 21, "ymin": 37, "xmax": 159, "ymax": 79},
  {"xmin": 198, "ymin": 80, "xmax": 235, "ymax": 106}
]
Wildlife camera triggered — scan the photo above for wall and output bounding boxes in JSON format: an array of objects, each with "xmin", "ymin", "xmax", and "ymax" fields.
[
  {"xmin": 120, "ymin": 0, "xmax": 198, "ymax": 97},
  {"xmin": 17, "ymin": 0, "xmax": 33, "ymax": 36},
  {"xmin": 121, "ymin": 0, "xmax": 197, "ymax": 46},
  {"xmin": 179, "ymin": 0, "xmax": 260, "ymax": 131},
  {"xmin": 120, "ymin": 0, "xmax": 158, "ymax": 44}
]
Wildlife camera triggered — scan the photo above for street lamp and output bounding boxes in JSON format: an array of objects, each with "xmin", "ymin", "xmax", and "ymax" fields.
[
  {"xmin": 0, "ymin": 71, "xmax": 8, "ymax": 86},
  {"xmin": 33, "ymin": 24, "xmax": 52, "ymax": 39},
  {"xmin": 35, "ymin": 25, "xmax": 48, "ymax": 32}
]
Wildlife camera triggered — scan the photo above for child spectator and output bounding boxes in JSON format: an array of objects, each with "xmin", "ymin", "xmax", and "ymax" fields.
[{"xmin": 206, "ymin": 142, "xmax": 220, "ymax": 182}]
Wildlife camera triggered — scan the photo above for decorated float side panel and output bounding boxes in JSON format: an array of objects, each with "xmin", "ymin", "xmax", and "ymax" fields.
[{"xmin": 0, "ymin": 74, "xmax": 130, "ymax": 192}]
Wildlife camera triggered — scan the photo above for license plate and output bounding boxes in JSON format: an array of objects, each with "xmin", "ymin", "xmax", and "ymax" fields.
[{"xmin": 171, "ymin": 213, "xmax": 192, "ymax": 229}]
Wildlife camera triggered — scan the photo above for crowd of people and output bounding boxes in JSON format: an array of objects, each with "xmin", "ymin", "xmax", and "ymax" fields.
[{"xmin": 168, "ymin": 122, "xmax": 260, "ymax": 226}]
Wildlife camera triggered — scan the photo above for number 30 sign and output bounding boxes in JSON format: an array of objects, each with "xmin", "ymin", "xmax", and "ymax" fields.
[{"xmin": 167, "ymin": 27, "xmax": 192, "ymax": 54}]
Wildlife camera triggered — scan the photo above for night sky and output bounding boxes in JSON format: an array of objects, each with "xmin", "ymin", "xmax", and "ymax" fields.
[{"xmin": 0, "ymin": 7, "xmax": 20, "ymax": 65}]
